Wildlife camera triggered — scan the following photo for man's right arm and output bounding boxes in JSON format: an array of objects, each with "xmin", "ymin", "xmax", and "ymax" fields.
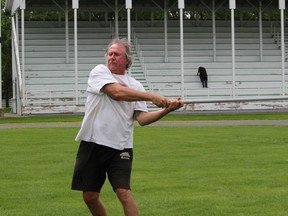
[{"xmin": 101, "ymin": 83, "xmax": 170, "ymax": 108}]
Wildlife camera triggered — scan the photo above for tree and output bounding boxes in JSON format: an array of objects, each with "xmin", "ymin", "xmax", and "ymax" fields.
[{"xmin": 1, "ymin": 0, "xmax": 12, "ymax": 108}]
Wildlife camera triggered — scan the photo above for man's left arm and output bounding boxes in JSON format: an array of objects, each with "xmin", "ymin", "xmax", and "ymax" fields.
[{"xmin": 134, "ymin": 98, "xmax": 184, "ymax": 126}]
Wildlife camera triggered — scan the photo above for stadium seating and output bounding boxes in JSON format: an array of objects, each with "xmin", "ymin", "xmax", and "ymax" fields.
[
  {"xmin": 19, "ymin": 20, "xmax": 286, "ymax": 113},
  {"xmin": 132, "ymin": 20, "xmax": 284, "ymax": 99}
]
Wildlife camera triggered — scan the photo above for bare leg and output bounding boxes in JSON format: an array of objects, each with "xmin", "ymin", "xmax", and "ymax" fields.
[
  {"xmin": 83, "ymin": 191, "xmax": 107, "ymax": 216},
  {"xmin": 116, "ymin": 189, "xmax": 139, "ymax": 216}
]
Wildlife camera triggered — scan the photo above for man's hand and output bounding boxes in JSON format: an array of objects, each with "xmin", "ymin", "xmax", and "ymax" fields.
[
  {"xmin": 166, "ymin": 98, "xmax": 184, "ymax": 112},
  {"xmin": 150, "ymin": 93, "xmax": 170, "ymax": 108}
]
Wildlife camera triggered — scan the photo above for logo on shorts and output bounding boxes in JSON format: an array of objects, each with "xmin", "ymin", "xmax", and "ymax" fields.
[{"xmin": 120, "ymin": 152, "xmax": 130, "ymax": 160}]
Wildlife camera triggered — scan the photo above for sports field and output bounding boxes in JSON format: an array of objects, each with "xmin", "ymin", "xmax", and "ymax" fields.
[{"xmin": 0, "ymin": 113, "xmax": 287, "ymax": 216}]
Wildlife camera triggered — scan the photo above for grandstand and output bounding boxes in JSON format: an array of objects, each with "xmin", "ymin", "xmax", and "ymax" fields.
[
  {"xmin": 3, "ymin": 0, "xmax": 288, "ymax": 114},
  {"xmin": 132, "ymin": 20, "xmax": 284, "ymax": 98}
]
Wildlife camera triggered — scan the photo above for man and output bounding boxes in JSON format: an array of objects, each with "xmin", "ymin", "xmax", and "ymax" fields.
[{"xmin": 71, "ymin": 38, "xmax": 183, "ymax": 216}]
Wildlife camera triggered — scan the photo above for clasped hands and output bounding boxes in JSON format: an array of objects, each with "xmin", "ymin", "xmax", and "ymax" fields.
[{"xmin": 152, "ymin": 95, "xmax": 184, "ymax": 111}]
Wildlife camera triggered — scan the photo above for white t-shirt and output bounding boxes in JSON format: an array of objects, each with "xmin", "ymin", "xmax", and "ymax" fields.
[{"xmin": 75, "ymin": 64, "xmax": 148, "ymax": 150}]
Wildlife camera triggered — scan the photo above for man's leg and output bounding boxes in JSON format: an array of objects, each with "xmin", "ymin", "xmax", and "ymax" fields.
[
  {"xmin": 83, "ymin": 191, "xmax": 107, "ymax": 216},
  {"xmin": 116, "ymin": 188, "xmax": 139, "ymax": 216},
  {"xmin": 200, "ymin": 78, "xmax": 205, "ymax": 88}
]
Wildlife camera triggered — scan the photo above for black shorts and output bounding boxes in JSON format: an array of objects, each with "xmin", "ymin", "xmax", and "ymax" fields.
[{"xmin": 71, "ymin": 141, "xmax": 133, "ymax": 192}]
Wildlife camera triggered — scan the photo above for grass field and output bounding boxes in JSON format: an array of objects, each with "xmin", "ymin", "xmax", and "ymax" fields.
[
  {"xmin": 0, "ymin": 113, "xmax": 288, "ymax": 215},
  {"xmin": 1, "ymin": 112, "xmax": 288, "ymax": 124}
]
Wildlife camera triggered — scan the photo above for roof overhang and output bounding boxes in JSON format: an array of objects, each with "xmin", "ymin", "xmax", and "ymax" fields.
[{"xmin": 4, "ymin": 0, "xmax": 280, "ymax": 15}]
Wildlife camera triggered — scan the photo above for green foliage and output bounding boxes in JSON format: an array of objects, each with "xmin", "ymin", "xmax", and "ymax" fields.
[
  {"xmin": 1, "ymin": 0, "xmax": 12, "ymax": 107},
  {"xmin": 26, "ymin": 10, "xmax": 64, "ymax": 21}
]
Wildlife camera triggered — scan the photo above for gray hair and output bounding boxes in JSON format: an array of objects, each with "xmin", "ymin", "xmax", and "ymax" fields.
[{"xmin": 105, "ymin": 38, "xmax": 133, "ymax": 70}]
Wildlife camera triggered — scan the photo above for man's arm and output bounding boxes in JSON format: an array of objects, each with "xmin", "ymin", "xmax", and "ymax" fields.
[
  {"xmin": 134, "ymin": 98, "xmax": 184, "ymax": 126},
  {"xmin": 101, "ymin": 82, "xmax": 170, "ymax": 108}
]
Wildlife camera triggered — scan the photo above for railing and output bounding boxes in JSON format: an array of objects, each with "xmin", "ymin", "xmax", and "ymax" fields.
[
  {"xmin": 271, "ymin": 21, "xmax": 287, "ymax": 61},
  {"xmin": 235, "ymin": 86, "xmax": 285, "ymax": 97},
  {"xmin": 132, "ymin": 31, "xmax": 153, "ymax": 91},
  {"xmin": 154, "ymin": 85, "xmax": 287, "ymax": 100},
  {"xmin": 25, "ymin": 89, "xmax": 86, "ymax": 106},
  {"xmin": 184, "ymin": 95, "xmax": 288, "ymax": 105},
  {"xmin": 272, "ymin": 22, "xmax": 281, "ymax": 47},
  {"xmin": 24, "ymin": 86, "xmax": 288, "ymax": 111}
]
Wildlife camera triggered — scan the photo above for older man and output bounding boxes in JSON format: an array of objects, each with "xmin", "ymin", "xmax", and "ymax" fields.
[{"xmin": 71, "ymin": 38, "xmax": 183, "ymax": 216}]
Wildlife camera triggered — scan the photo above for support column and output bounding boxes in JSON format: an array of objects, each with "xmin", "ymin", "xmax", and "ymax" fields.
[
  {"xmin": 164, "ymin": 0, "xmax": 168, "ymax": 62},
  {"xmin": 11, "ymin": 15, "xmax": 23, "ymax": 115},
  {"xmin": 259, "ymin": 0, "xmax": 263, "ymax": 61},
  {"xmin": 73, "ymin": 0, "xmax": 79, "ymax": 105},
  {"xmin": 178, "ymin": 0, "xmax": 185, "ymax": 100},
  {"xmin": 65, "ymin": 0, "xmax": 70, "ymax": 63},
  {"xmin": 230, "ymin": 0, "xmax": 236, "ymax": 98},
  {"xmin": 212, "ymin": 0, "xmax": 217, "ymax": 61},
  {"xmin": 279, "ymin": 0, "xmax": 286, "ymax": 96},
  {"xmin": 115, "ymin": 0, "xmax": 119, "ymax": 38},
  {"xmin": 126, "ymin": 0, "xmax": 132, "ymax": 76},
  {"xmin": 126, "ymin": 0, "xmax": 132, "ymax": 42},
  {"xmin": 20, "ymin": 1, "xmax": 26, "ymax": 106}
]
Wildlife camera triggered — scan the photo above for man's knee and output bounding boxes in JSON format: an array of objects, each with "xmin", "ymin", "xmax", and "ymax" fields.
[
  {"xmin": 116, "ymin": 189, "xmax": 133, "ymax": 203},
  {"xmin": 83, "ymin": 191, "xmax": 100, "ymax": 204}
]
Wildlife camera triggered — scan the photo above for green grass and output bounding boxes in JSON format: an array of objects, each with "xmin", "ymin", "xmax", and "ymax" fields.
[
  {"xmin": 0, "ymin": 114, "xmax": 83, "ymax": 124},
  {"xmin": 0, "ymin": 124, "xmax": 287, "ymax": 216},
  {"xmin": 0, "ymin": 111, "xmax": 288, "ymax": 124}
]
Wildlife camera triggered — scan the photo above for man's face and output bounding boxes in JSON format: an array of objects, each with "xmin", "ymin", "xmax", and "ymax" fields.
[{"xmin": 107, "ymin": 43, "xmax": 127, "ymax": 75}]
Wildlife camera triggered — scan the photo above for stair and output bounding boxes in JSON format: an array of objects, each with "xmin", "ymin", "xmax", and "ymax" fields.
[{"xmin": 130, "ymin": 45, "xmax": 149, "ymax": 90}]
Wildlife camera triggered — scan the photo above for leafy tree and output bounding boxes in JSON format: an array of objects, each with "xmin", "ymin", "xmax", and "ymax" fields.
[{"xmin": 1, "ymin": 0, "xmax": 12, "ymax": 108}]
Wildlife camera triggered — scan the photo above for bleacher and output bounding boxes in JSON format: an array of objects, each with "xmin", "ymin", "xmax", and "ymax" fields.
[
  {"xmin": 20, "ymin": 20, "xmax": 287, "ymax": 113},
  {"xmin": 21, "ymin": 21, "xmax": 147, "ymax": 113},
  {"xmin": 132, "ymin": 20, "xmax": 284, "ymax": 100},
  {"xmin": 23, "ymin": 21, "xmax": 110, "ymax": 108}
]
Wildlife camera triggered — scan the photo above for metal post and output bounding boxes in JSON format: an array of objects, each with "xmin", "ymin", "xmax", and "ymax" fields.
[
  {"xmin": 126, "ymin": 0, "xmax": 132, "ymax": 42},
  {"xmin": 212, "ymin": 0, "xmax": 217, "ymax": 61},
  {"xmin": 127, "ymin": 9, "xmax": 131, "ymax": 41},
  {"xmin": 11, "ymin": 16, "xmax": 23, "ymax": 115},
  {"xmin": 115, "ymin": 0, "xmax": 119, "ymax": 38},
  {"xmin": 65, "ymin": 0, "xmax": 69, "ymax": 63},
  {"xmin": 259, "ymin": 0, "xmax": 263, "ymax": 61},
  {"xmin": 279, "ymin": 0, "xmax": 286, "ymax": 96},
  {"xmin": 230, "ymin": 0, "xmax": 236, "ymax": 98},
  {"xmin": 164, "ymin": 0, "xmax": 168, "ymax": 62},
  {"xmin": 179, "ymin": 0, "xmax": 185, "ymax": 100},
  {"xmin": 20, "ymin": 4, "xmax": 25, "ymax": 106},
  {"xmin": 126, "ymin": 0, "xmax": 132, "ymax": 76},
  {"xmin": 73, "ymin": 0, "xmax": 79, "ymax": 104}
]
